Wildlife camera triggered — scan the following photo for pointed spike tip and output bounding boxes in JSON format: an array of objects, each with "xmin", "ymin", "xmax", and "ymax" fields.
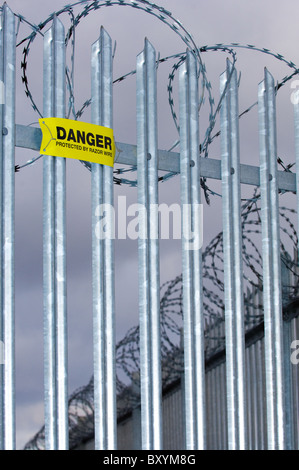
[
  {"xmin": 52, "ymin": 13, "xmax": 65, "ymax": 31},
  {"xmin": 226, "ymin": 57, "xmax": 233, "ymax": 68},
  {"xmin": 100, "ymin": 26, "xmax": 112, "ymax": 46},
  {"xmin": 144, "ymin": 37, "xmax": 156, "ymax": 55},
  {"xmin": 3, "ymin": 2, "xmax": 13, "ymax": 14},
  {"xmin": 264, "ymin": 67, "xmax": 274, "ymax": 84}
]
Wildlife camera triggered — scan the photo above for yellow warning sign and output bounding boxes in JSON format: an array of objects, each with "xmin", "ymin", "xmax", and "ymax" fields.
[{"xmin": 39, "ymin": 117, "xmax": 115, "ymax": 167}]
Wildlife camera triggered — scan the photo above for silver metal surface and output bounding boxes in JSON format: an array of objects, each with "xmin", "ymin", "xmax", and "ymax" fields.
[
  {"xmin": 258, "ymin": 68, "xmax": 285, "ymax": 450},
  {"xmin": 136, "ymin": 38, "xmax": 162, "ymax": 450},
  {"xmin": 15, "ymin": 124, "xmax": 297, "ymax": 192},
  {"xmin": 0, "ymin": 10, "xmax": 3, "ymax": 451},
  {"xmin": 220, "ymin": 60, "xmax": 247, "ymax": 450},
  {"xmin": 43, "ymin": 16, "xmax": 68, "ymax": 450},
  {"xmin": 91, "ymin": 27, "xmax": 116, "ymax": 450},
  {"xmin": 179, "ymin": 49, "xmax": 206, "ymax": 450},
  {"xmin": 0, "ymin": 4, "xmax": 15, "ymax": 450}
]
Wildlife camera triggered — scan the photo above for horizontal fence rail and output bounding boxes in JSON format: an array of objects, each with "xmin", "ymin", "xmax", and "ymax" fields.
[
  {"xmin": 0, "ymin": 3, "xmax": 298, "ymax": 451},
  {"xmin": 15, "ymin": 124, "xmax": 297, "ymax": 192}
]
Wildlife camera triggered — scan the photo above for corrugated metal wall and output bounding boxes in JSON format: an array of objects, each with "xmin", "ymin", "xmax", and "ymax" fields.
[{"xmin": 115, "ymin": 312, "xmax": 299, "ymax": 450}]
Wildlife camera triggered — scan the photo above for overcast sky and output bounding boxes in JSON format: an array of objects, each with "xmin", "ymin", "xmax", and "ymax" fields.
[{"xmin": 3, "ymin": 0, "xmax": 299, "ymax": 449}]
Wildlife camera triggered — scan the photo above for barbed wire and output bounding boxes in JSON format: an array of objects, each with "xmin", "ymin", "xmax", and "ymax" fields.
[
  {"xmin": 24, "ymin": 188, "xmax": 299, "ymax": 449},
  {"xmin": 2, "ymin": 0, "xmax": 297, "ymax": 192},
  {"xmin": 6, "ymin": 0, "xmax": 298, "ymax": 450}
]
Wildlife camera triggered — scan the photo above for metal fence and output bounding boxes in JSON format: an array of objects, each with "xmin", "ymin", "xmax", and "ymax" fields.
[
  {"xmin": 70, "ymin": 297, "xmax": 299, "ymax": 451},
  {"xmin": 0, "ymin": 2, "xmax": 299, "ymax": 450},
  {"xmin": 115, "ymin": 305, "xmax": 299, "ymax": 451},
  {"xmin": 204, "ymin": 300, "xmax": 299, "ymax": 450}
]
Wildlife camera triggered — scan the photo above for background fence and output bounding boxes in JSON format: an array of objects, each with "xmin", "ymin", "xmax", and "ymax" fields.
[
  {"xmin": 54, "ymin": 290, "xmax": 299, "ymax": 451},
  {"xmin": 0, "ymin": 1, "xmax": 299, "ymax": 450},
  {"xmin": 114, "ymin": 304, "xmax": 299, "ymax": 451}
]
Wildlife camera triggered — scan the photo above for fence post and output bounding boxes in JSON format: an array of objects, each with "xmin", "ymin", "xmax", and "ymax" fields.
[
  {"xmin": 136, "ymin": 38, "xmax": 162, "ymax": 450},
  {"xmin": 43, "ymin": 16, "xmax": 68, "ymax": 450},
  {"xmin": 220, "ymin": 59, "xmax": 247, "ymax": 449},
  {"xmin": 293, "ymin": 79, "xmax": 299, "ymax": 450},
  {"xmin": 91, "ymin": 27, "xmax": 116, "ymax": 450},
  {"xmin": 258, "ymin": 67, "xmax": 285, "ymax": 449},
  {"xmin": 179, "ymin": 49, "xmax": 206, "ymax": 450},
  {"xmin": 0, "ymin": 4, "xmax": 15, "ymax": 451}
]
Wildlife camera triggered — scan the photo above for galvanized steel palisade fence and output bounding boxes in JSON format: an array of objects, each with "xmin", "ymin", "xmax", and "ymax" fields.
[
  {"xmin": 0, "ymin": 2, "xmax": 298, "ymax": 450},
  {"xmin": 114, "ymin": 306, "xmax": 299, "ymax": 451}
]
